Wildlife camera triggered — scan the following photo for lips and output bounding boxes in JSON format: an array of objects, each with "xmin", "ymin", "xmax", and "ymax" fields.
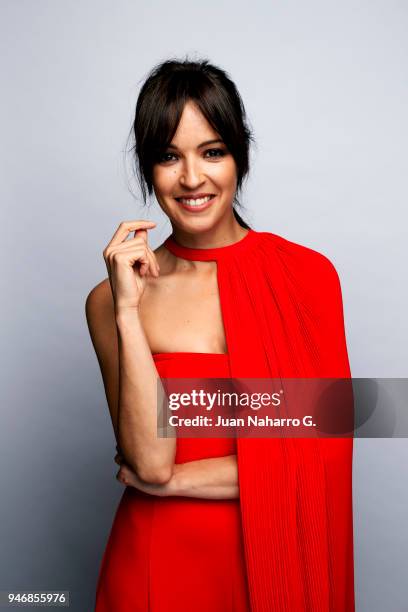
[
  {"xmin": 175, "ymin": 193, "xmax": 215, "ymax": 200},
  {"xmin": 175, "ymin": 194, "xmax": 216, "ymax": 205},
  {"xmin": 175, "ymin": 194, "xmax": 217, "ymax": 212}
]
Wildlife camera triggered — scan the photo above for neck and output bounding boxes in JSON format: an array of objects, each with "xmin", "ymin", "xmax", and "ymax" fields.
[{"xmin": 169, "ymin": 219, "xmax": 249, "ymax": 250}]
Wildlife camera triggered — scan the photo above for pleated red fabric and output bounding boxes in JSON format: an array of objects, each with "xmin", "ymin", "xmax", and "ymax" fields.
[{"xmin": 163, "ymin": 228, "xmax": 355, "ymax": 612}]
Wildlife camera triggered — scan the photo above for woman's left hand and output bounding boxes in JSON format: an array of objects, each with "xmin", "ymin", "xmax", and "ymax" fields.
[{"xmin": 114, "ymin": 452, "xmax": 125, "ymax": 466}]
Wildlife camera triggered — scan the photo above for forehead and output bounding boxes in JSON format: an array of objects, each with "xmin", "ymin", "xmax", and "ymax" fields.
[{"xmin": 171, "ymin": 101, "xmax": 220, "ymax": 145}]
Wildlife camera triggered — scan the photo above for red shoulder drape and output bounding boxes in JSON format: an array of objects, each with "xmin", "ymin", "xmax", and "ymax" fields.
[{"xmin": 164, "ymin": 229, "xmax": 355, "ymax": 612}]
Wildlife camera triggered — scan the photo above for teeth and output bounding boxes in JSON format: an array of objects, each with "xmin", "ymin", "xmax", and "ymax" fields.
[{"xmin": 178, "ymin": 195, "xmax": 214, "ymax": 206}]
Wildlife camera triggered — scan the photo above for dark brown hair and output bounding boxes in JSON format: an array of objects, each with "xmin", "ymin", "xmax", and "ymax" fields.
[{"xmin": 127, "ymin": 56, "xmax": 255, "ymax": 229}]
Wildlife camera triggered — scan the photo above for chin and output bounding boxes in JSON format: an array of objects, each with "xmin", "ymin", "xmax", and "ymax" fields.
[
  {"xmin": 174, "ymin": 219, "xmax": 218, "ymax": 235},
  {"xmin": 161, "ymin": 197, "xmax": 233, "ymax": 232}
]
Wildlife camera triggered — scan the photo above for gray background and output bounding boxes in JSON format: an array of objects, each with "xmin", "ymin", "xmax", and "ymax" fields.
[{"xmin": 1, "ymin": 1, "xmax": 407, "ymax": 610}]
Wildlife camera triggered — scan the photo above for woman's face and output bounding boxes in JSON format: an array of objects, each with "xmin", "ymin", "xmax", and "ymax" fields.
[{"xmin": 152, "ymin": 100, "xmax": 238, "ymax": 233}]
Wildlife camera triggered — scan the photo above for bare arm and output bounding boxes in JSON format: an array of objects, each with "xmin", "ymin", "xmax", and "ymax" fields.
[
  {"xmin": 115, "ymin": 308, "xmax": 176, "ymax": 483},
  {"xmin": 86, "ymin": 282, "xmax": 176, "ymax": 484},
  {"xmin": 85, "ymin": 221, "xmax": 176, "ymax": 485},
  {"xmin": 117, "ymin": 454, "xmax": 239, "ymax": 500}
]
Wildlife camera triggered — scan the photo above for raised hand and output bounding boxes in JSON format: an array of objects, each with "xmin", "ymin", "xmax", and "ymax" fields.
[{"xmin": 103, "ymin": 220, "xmax": 160, "ymax": 313}]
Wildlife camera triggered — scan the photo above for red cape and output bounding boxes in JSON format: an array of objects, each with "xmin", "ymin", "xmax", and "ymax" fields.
[{"xmin": 164, "ymin": 228, "xmax": 355, "ymax": 612}]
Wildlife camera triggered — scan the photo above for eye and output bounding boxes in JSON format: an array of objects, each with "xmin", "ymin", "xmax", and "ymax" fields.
[
  {"xmin": 204, "ymin": 148, "xmax": 226, "ymax": 159},
  {"xmin": 157, "ymin": 147, "xmax": 227, "ymax": 164},
  {"xmin": 158, "ymin": 152, "xmax": 178, "ymax": 163}
]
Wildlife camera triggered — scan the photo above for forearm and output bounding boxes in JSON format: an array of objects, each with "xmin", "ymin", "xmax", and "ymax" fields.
[
  {"xmin": 115, "ymin": 309, "xmax": 176, "ymax": 482},
  {"xmin": 169, "ymin": 454, "xmax": 239, "ymax": 499}
]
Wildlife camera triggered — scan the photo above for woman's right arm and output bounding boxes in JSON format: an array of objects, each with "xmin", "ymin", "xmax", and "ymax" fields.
[{"xmin": 85, "ymin": 220, "xmax": 176, "ymax": 485}]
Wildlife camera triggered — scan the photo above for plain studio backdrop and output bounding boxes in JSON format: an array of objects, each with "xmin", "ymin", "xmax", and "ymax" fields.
[{"xmin": 1, "ymin": 1, "xmax": 407, "ymax": 610}]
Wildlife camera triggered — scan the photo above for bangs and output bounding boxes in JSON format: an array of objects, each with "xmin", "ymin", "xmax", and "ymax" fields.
[
  {"xmin": 139, "ymin": 71, "xmax": 238, "ymax": 162},
  {"xmin": 128, "ymin": 56, "xmax": 254, "ymax": 229}
]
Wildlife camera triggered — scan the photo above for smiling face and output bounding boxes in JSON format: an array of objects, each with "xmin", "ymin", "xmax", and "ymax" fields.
[{"xmin": 152, "ymin": 100, "xmax": 238, "ymax": 234}]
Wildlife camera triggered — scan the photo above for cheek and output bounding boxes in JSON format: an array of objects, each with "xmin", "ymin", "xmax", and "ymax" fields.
[
  {"xmin": 213, "ymin": 160, "xmax": 238, "ymax": 190},
  {"xmin": 153, "ymin": 170, "xmax": 175, "ymax": 197}
]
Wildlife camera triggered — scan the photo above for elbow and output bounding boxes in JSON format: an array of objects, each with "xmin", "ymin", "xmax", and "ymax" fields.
[
  {"xmin": 127, "ymin": 458, "xmax": 173, "ymax": 485},
  {"xmin": 137, "ymin": 465, "xmax": 173, "ymax": 485},
  {"xmin": 119, "ymin": 444, "xmax": 174, "ymax": 485}
]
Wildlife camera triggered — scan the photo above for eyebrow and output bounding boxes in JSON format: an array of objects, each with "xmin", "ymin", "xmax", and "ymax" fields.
[{"xmin": 166, "ymin": 139, "xmax": 224, "ymax": 150}]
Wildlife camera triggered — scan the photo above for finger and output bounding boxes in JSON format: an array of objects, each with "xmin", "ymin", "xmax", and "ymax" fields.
[
  {"xmin": 143, "ymin": 246, "xmax": 160, "ymax": 278},
  {"xmin": 114, "ymin": 454, "xmax": 123, "ymax": 465},
  {"xmin": 104, "ymin": 220, "xmax": 156, "ymax": 252},
  {"xmin": 103, "ymin": 224, "xmax": 157, "ymax": 278},
  {"xmin": 105, "ymin": 234, "xmax": 150, "ymax": 277},
  {"xmin": 105, "ymin": 235, "xmax": 153, "ymax": 273},
  {"xmin": 108, "ymin": 245, "xmax": 150, "ymax": 275},
  {"xmin": 147, "ymin": 246, "xmax": 160, "ymax": 276},
  {"xmin": 107, "ymin": 236, "xmax": 152, "ymax": 259},
  {"xmin": 133, "ymin": 227, "xmax": 148, "ymax": 246},
  {"xmin": 110, "ymin": 241, "xmax": 159, "ymax": 278},
  {"xmin": 116, "ymin": 468, "xmax": 127, "ymax": 485},
  {"xmin": 133, "ymin": 245, "xmax": 151, "ymax": 277},
  {"xmin": 105, "ymin": 236, "xmax": 160, "ymax": 278}
]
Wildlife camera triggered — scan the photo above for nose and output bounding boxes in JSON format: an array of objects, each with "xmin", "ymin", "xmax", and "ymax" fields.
[{"xmin": 179, "ymin": 156, "xmax": 204, "ymax": 189}]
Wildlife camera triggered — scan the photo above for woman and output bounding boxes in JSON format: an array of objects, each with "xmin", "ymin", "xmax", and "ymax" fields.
[{"xmin": 86, "ymin": 58, "xmax": 355, "ymax": 612}]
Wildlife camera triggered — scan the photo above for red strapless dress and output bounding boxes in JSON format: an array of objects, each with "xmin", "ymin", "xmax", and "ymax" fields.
[
  {"xmin": 95, "ymin": 228, "xmax": 355, "ymax": 611},
  {"xmin": 94, "ymin": 351, "xmax": 251, "ymax": 612}
]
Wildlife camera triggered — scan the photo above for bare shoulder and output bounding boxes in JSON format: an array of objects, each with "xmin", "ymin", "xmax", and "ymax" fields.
[
  {"xmin": 85, "ymin": 278, "xmax": 114, "ymax": 329},
  {"xmin": 85, "ymin": 278, "xmax": 120, "ymax": 436},
  {"xmin": 85, "ymin": 278, "xmax": 117, "ymax": 365},
  {"xmin": 86, "ymin": 275, "xmax": 112, "ymax": 303}
]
